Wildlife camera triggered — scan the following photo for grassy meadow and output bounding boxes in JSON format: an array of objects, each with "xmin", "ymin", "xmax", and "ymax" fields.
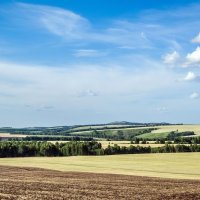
[
  {"xmin": 136, "ymin": 132, "xmax": 169, "ymax": 139},
  {"xmin": 1, "ymin": 153, "xmax": 200, "ymax": 179},
  {"xmin": 151, "ymin": 125, "xmax": 200, "ymax": 135},
  {"xmin": 134, "ymin": 124, "xmax": 200, "ymax": 139}
]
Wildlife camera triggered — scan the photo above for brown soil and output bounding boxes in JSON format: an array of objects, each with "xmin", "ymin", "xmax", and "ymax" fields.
[{"xmin": 0, "ymin": 166, "xmax": 200, "ymax": 200}]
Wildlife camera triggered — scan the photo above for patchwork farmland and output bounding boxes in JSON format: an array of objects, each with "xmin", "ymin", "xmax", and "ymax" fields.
[{"xmin": 1, "ymin": 123, "xmax": 200, "ymax": 199}]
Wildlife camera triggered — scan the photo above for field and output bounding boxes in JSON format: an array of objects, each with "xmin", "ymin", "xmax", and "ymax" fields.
[
  {"xmin": 99, "ymin": 140, "xmax": 164, "ymax": 148},
  {"xmin": 1, "ymin": 123, "xmax": 200, "ymax": 199},
  {"xmin": 49, "ymin": 140, "xmax": 164, "ymax": 147},
  {"xmin": 151, "ymin": 124, "xmax": 200, "ymax": 135},
  {"xmin": 136, "ymin": 132, "xmax": 169, "ymax": 139},
  {"xmin": 1, "ymin": 166, "xmax": 200, "ymax": 200},
  {"xmin": 135, "ymin": 124, "xmax": 200, "ymax": 139},
  {"xmin": 1, "ymin": 153, "xmax": 200, "ymax": 179},
  {"xmin": 1, "ymin": 152, "xmax": 200, "ymax": 199},
  {"xmin": 0, "ymin": 133, "xmax": 27, "ymax": 138}
]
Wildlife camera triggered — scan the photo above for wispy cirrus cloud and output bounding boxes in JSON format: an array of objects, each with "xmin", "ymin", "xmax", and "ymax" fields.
[
  {"xmin": 73, "ymin": 49, "xmax": 108, "ymax": 57},
  {"xmin": 1, "ymin": 2, "xmax": 200, "ymax": 53},
  {"xmin": 13, "ymin": 3, "xmax": 153, "ymax": 48},
  {"xmin": 1, "ymin": 1, "xmax": 200, "ymax": 67},
  {"xmin": 4, "ymin": 2, "xmax": 200, "ymax": 50},
  {"xmin": 12, "ymin": 3, "xmax": 90, "ymax": 41}
]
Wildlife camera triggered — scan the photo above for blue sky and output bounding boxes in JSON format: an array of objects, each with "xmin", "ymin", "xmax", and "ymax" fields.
[{"xmin": 0, "ymin": 0, "xmax": 200, "ymax": 127}]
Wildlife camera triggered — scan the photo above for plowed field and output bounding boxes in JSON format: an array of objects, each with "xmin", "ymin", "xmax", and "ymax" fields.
[{"xmin": 1, "ymin": 166, "xmax": 200, "ymax": 200}]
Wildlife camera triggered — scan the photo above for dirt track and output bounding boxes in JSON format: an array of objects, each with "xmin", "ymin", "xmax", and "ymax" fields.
[{"xmin": 0, "ymin": 166, "xmax": 200, "ymax": 200}]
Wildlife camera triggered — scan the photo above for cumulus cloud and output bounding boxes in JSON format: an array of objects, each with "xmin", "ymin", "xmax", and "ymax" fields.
[
  {"xmin": 192, "ymin": 33, "xmax": 200, "ymax": 43},
  {"xmin": 163, "ymin": 51, "xmax": 180, "ymax": 65},
  {"xmin": 185, "ymin": 47, "xmax": 200, "ymax": 67},
  {"xmin": 190, "ymin": 92, "xmax": 199, "ymax": 99},
  {"xmin": 183, "ymin": 71, "xmax": 200, "ymax": 81}
]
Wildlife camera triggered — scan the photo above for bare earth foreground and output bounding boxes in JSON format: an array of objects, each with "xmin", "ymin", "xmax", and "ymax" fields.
[{"xmin": 1, "ymin": 166, "xmax": 200, "ymax": 200}]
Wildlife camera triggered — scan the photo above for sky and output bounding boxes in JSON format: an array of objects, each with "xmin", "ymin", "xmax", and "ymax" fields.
[{"xmin": 0, "ymin": 0, "xmax": 200, "ymax": 127}]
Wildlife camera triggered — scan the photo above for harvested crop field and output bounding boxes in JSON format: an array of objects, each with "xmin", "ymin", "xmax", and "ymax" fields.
[{"xmin": 1, "ymin": 166, "xmax": 200, "ymax": 200}]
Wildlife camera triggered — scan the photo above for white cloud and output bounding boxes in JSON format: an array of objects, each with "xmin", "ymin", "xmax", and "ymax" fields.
[
  {"xmin": 73, "ymin": 49, "xmax": 107, "ymax": 57},
  {"xmin": 0, "ymin": 60, "xmax": 176, "ymax": 108},
  {"xmin": 183, "ymin": 71, "xmax": 199, "ymax": 81},
  {"xmin": 156, "ymin": 107, "xmax": 168, "ymax": 113},
  {"xmin": 163, "ymin": 51, "xmax": 180, "ymax": 65},
  {"xmin": 185, "ymin": 47, "xmax": 200, "ymax": 67},
  {"xmin": 8, "ymin": 3, "xmax": 180, "ymax": 49},
  {"xmin": 1, "ymin": 2, "xmax": 199, "ymax": 54},
  {"xmin": 190, "ymin": 92, "xmax": 199, "ymax": 99},
  {"xmin": 17, "ymin": 3, "xmax": 90, "ymax": 40},
  {"xmin": 77, "ymin": 89, "xmax": 98, "ymax": 97},
  {"xmin": 192, "ymin": 33, "xmax": 200, "ymax": 43}
]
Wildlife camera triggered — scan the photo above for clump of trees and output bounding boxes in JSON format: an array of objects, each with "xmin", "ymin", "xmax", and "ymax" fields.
[
  {"xmin": 151, "ymin": 144, "xmax": 200, "ymax": 153},
  {"xmin": 134, "ymin": 131, "xmax": 196, "ymax": 144},
  {"xmin": 0, "ymin": 141, "xmax": 103, "ymax": 157},
  {"xmin": 166, "ymin": 131, "xmax": 195, "ymax": 140},
  {"xmin": 174, "ymin": 136, "xmax": 200, "ymax": 144}
]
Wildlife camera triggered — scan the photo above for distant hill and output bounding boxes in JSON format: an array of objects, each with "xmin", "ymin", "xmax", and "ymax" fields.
[
  {"xmin": 108, "ymin": 121, "xmax": 172, "ymax": 126},
  {"xmin": 108, "ymin": 121, "xmax": 141, "ymax": 125}
]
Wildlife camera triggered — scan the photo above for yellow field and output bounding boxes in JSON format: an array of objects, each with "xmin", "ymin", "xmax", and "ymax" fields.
[
  {"xmin": 99, "ymin": 141, "xmax": 164, "ymax": 148},
  {"xmin": 1, "ymin": 153, "xmax": 200, "ymax": 179},
  {"xmin": 151, "ymin": 124, "xmax": 200, "ymax": 135},
  {"xmin": 49, "ymin": 140, "xmax": 164, "ymax": 148},
  {"xmin": 0, "ymin": 133, "xmax": 27, "ymax": 138}
]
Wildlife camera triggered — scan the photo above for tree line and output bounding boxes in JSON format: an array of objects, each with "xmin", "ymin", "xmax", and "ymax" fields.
[
  {"xmin": 1, "ymin": 141, "xmax": 200, "ymax": 157},
  {"xmin": 133, "ymin": 135, "xmax": 200, "ymax": 145},
  {"xmin": 3, "ymin": 136, "xmax": 94, "ymax": 142}
]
